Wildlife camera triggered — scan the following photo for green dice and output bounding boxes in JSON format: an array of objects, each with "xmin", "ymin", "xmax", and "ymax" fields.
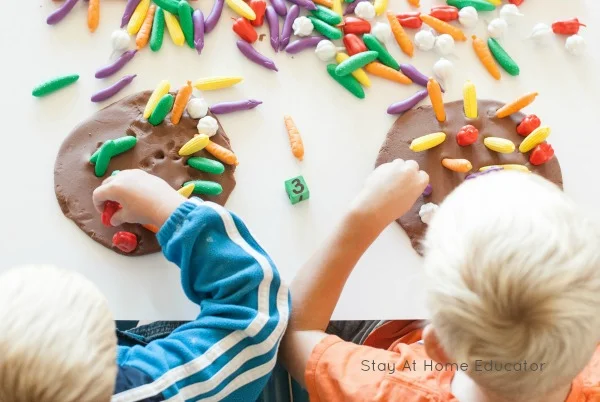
[{"xmin": 285, "ymin": 176, "xmax": 310, "ymax": 205}]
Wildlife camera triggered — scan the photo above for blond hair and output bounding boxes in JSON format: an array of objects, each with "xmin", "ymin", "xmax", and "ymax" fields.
[
  {"xmin": 0, "ymin": 265, "xmax": 117, "ymax": 402},
  {"xmin": 424, "ymin": 172, "xmax": 600, "ymax": 401}
]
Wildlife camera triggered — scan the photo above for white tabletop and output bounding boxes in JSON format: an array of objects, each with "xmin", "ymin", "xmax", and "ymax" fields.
[{"xmin": 2, "ymin": 0, "xmax": 599, "ymax": 320}]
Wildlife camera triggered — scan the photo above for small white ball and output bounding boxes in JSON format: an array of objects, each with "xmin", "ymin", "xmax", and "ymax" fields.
[
  {"xmin": 187, "ymin": 98, "xmax": 209, "ymax": 119},
  {"xmin": 419, "ymin": 203, "xmax": 439, "ymax": 225},
  {"xmin": 371, "ymin": 22, "xmax": 392, "ymax": 43},
  {"xmin": 488, "ymin": 18, "xmax": 508, "ymax": 39},
  {"xmin": 355, "ymin": 1, "xmax": 376, "ymax": 20},
  {"xmin": 315, "ymin": 40, "xmax": 337, "ymax": 61},
  {"xmin": 434, "ymin": 34, "xmax": 455, "ymax": 55},
  {"xmin": 292, "ymin": 16, "xmax": 313, "ymax": 37},
  {"xmin": 433, "ymin": 58, "xmax": 453, "ymax": 84},
  {"xmin": 565, "ymin": 34, "xmax": 586, "ymax": 56},
  {"xmin": 111, "ymin": 29, "xmax": 131, "ymax": 51},
  {"xmin": 197, "ymin": 116, "xmax": 219, "ymax": 137},
  {"xmin": 499, "ymin": 4, "xmax": 523, "ymax": 26},
  {"xmin": 415, "ymin": 29, "xmax": 436, "ymax": 51},
  {"xmin": 458, "ymin": 6, "xmax": 478, "ymax": 29},
  {"xmin": 530, "ymin": 23, "xmax": 553, "ymax": 45}
]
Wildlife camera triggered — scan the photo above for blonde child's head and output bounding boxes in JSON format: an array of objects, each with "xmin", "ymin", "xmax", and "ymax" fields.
[
  {"xmin": 423, "ymin": 172, "xmax": 600, "ymax": 401},
  {"xmin": 0, "ymin": 265, "xmax": 117, "ymax": 402}
]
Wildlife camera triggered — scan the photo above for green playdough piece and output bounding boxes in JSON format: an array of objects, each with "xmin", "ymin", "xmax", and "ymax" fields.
[
  {"xmin": 95, "ymin": 140, "xmax": 116, "ymax": 177},
  {"xmin": 111, "ymin": 170, "xmax": 121, "ymax": 176},
  {"xmin": 178, "ymin": 1, "xmax": 195, "ymax": 48},
  {"xmin": 32, "ymin": 74, "xmax": 79, "ymax": 97},
  {"xmin": 90, "ymin": 136, "xmax": 137, "ymax": 164},
  {"xmin": 152, "ymin": 0, "xmax": 180, "ymax": 15},
  {"xmin": 284, "ymin": 176, "xmax": 310, "ymax": 205},
  {"xmin": 148, "ymin": 94, "xmax": 175, "ymax": 126},
  {"xmin": 311, "ymin": 5, "xmax": 342, "ymax": 26},
  {"xmin": 446, "ymin": 0, "xmax": 495, "ymax": 11},
  {"xmin": 487, "ymin": 38, "xmax": 520, "ymax": 76},
  {"xmin": 362, "ymin": 34, "xmax": 399, "ymax": 70},
  {"xmin": 335, "ymin": 51, "xmax": 379, "ymax": 76},
  {"xmin": 150, "ymin": 7, "xmax": 165, "ymax": 52},
  {"xmin": 308, "ymin": 16, "xmax": 342, "ymax": 40},
  {"xmin": 187, "ymin": 157, "xmax": 225, "ymax": 175},
  {"xmin": 184, "ymin": 180, "xmax": 223, "ymax": 196},
  {"xmin": 326, "ymin": 64, "xmax": 365, "ymax": 99}
]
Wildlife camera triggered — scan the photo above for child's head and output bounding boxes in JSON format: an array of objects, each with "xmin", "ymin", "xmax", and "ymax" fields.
[
  {"xmin": 422, "ymin": 171, "xmax": 600, "ymax": 401},
  {"xmin": 0, "ymin": 265, "xmax": 117, "ymax": 402}
]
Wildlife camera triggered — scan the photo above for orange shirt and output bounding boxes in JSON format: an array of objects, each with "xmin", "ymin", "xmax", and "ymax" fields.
[{"xmin": 306, "ymin": 330, "xmax": 600, "ymax": 402}]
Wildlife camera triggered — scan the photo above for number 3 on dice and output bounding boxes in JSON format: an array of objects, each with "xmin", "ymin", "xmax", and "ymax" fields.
[{"xmin": 284, "ymin": 175, "xmax": 310, "ymax": 205}]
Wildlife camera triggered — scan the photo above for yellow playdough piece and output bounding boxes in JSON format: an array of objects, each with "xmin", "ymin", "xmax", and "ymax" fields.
[
  {"xmin": 332, "ymin": 0, "xmax": 343, "ymax": 16},
  {"xmin": 373, "ymin": 0, "xmax": 388, "ymax": 16},
  {"xmin": 164, "ymin": 10, "xmax": 185, "ymax": 46},
  {"xmin": 193, "ymin": 76, "xmax": 244, "ymax": 91},
  {"xmin": 484, "ymin": 137, "xmax": 515, "ymax": 154},
  {"xmin": 144, "ymin": 80, "xmax": 171, "ymax": 119},
  {"xmin": 179, "ymin": 134, "xmax": 210, "ymax": 156},
  {"xmin": 463, "ymin": 81, "xmax": 477, "ymax": 119},
  {"xmin": 480, "ymin": 164, "xmax": 530, "ymax": 172},
  {"xmin": 519, "ymin": 126, "xmax": 551, "ymax": 153},
  {"xmin": 409, "ymin": 132, "xmax": 446, "ymax": 152},
  {"xmin": 486, "ymin": 0, "xmax": 502, "ymax": 5},
  {"xmin": 127, "ymin": 0, "xmax": 150, "ymax": 35},
  {"xmin": 335, "ymin": 53, "xmax": 371, "ymax": 87},
  {"xmin": 178, "ymin": 183, "xmax": 196, "ymax": 198},
  {"xmin": 225, "ymin": 0, "xmax": 257, "ymax": 20}
]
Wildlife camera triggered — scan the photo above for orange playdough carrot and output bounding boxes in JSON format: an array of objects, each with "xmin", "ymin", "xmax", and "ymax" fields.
[
  {"xmin": 420, "ymin": 14, "xmax": 466, "ymax": 41},
  {"xmin": 442, "ymin": 158, "xmax": 472, "ymax": 173},
  {"xmin": 284, "ymin": 115, "xmax": 304, "ymax": 161},
  {"xmin": 205, "ymin": 141, "xmax": 239, "ymax": 165},
  {"xmin": 496, "ymin": 92, "xmax": 539, "ymax": 118},
  {"xmin": 427, "ymin": 78, "xmax": 445, "ymax": 122},
  {"xmin": 472, "ymin": 35, "xmax": 501, "ymax": 81},
  {"xmin": 313, "ymin": 0, "xmax": 334, "ymax": 8},
  {"xmin": 171, "ymin": 80, "xmax": 193, "ymax": 125},
  {"xmin": 364, "ymin": 62, "xmax": 412, "ymax": 85},
  {"xmin": 143, "ymin": 223, "xmax": 159, "ymax": 233},
  {"xmin": 408, "ymin": 0, "xmax": 420, "ymax": 7},
  {"xmin": 88, "ymin": 0, "xmax": 100, "ymax": 32},
  {"xmin": 386, "ymin": 12, "xmax": 414, "ymax": 57},
  {"xmin": 136, "ymin": 4, "xmax": 156, "ymax": 49}
]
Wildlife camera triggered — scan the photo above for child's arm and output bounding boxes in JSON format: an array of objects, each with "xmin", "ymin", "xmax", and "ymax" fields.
[
  {"xmin": 280, "ymin": 159, "xmax": 428, "ymax": 386},
  {"xmin": 93, "ymin": 170, "xmax": 289, "ymax": 402}
]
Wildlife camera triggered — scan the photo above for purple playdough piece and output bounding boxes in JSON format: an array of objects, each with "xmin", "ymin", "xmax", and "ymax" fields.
[
  {"xmin": 265, "ymin": 6, "xmax": 280, "ymax": 52},
  {"xmin": 95, "ymin": 50, "xmax": 137, "ymax": 79},
  {"xmin": 286, "ymin": 0, "xmax": 317, "ymax": 10},
  {"xmin": 210, "ymin": 100, "xmax": 263, "ymax": 114},
  {"xmin": 236, "ymin": 41, "xmax": 278, "ymax": 71},
  {"xmin": 387, "ymin": 89, "xmax": 428, "ymax": 115},
  {"xmin": 344, "ymin": 0, "xmax": 367, "ymax": 15},
  {"xmin": 193, "ymin": 9, "xmax": 205, "ymax": 54},
  {"xmin": 47, "ymin": 0, "xmax": 80, "ymax": 25},
  {"xmin": 91, "ymin": 75, "xmax": 137, "ymax": 103},
  {"xmin": 422, "ymin": 184, "xmax": 432, "ymax": 196},
  {"xmin": 465, "ymin": 167, "xmax": 503, "ymax": 180},
  {"xmin": 121, "ymin": 0, "xmax": 142, "ymax": 28},
  {"xmin": 399, "ymin": 64, "xmax": 429, "ymax": 88},
  {"xmin": 280, "ymin": 5, "xmax": 300, "ymax": 50},
  {"xmin": 205, "ymin": 0, "xmax": 225, "ymax": 34},
  {"xmin": 285, "ymin": 36, "xmax": 326, "ymax": 53},
  {"xmin": 270, "ymin": 0, "xmax": 288, "ymax": 16}
]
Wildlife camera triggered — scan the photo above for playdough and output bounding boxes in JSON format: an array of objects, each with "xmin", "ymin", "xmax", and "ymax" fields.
[
  {"xmin": 375, "ymin": 100, "xmax": 562, "ymax": 255},
  {"xmin": 54, "ymin": 90, "xmax": 237, "ymax": 256}
]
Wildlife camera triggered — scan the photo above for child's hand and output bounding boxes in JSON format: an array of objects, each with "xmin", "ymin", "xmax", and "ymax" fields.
[
  {"xmin": 92, "ymin": 169, "xmax": 187, "ymax": 227},
  {"xmin": 350, "ymin": 159, "xmax": 429, "ymax": 230}
]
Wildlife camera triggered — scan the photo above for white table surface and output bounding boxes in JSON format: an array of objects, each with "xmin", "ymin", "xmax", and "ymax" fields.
[{"xmin": 1, "ymin": 0, "xmax": 598, "ymax": 320}]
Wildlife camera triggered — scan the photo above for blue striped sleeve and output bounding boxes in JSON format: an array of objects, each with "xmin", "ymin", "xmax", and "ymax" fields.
[{"xmin": 112, "ymin": 200, "xmax": 290, "ymax": 402}]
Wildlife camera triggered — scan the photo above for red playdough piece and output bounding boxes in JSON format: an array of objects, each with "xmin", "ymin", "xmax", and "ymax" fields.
[
  {"xmin": 101, "ymin": 201, "xmax": 122, "ymax": 227},
  {"xmin": 249, "ymin": 0, "xmax": 267, "ymax": 27},
  {"xmin": 343, "ymin": 34, "xmax": 367, "ymax": 55},
  {"xmin": 233, "ymin": 17, "xmax": 258, "ymax": 43},
  {"xmin": 396, "ymin": 12, "xmax": 422, "ymax": 29},
  {"xmin": 343, "ymin": 17, "xmax": 371, "ymax": 35},
  {"xmin": 509, "ymin": 0, "xmax": 524, "ymax": 5},
  {"xmin": 430, "ymin": 6, "xmax": 458, "ymax": 22},
  {"xmin": 552, "ymin": 18, "xmax": 586, "ymax": 35},
  {"xmin": 517, "ymin": 114, "xmax": 541, "ymax": 137},
  {"xmin": 112, "ymin": 231, "xmax": 138, "ymax": 253},
  {"xmin": 529, "ymin": 143, "xmax": 554, "ymax": 166},
  {"xmin": 456, "ymin": 125, "xmax": 479, "ymax": 146}
]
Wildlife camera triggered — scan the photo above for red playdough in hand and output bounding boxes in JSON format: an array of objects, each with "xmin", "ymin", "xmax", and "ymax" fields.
[
  {"xmin": 457, "ymin": 125, "xmax": 479, "ymax": 146},
  {"xmin": 101, "ymin": 201, "xmax": 122, "ymax": 227},
  {"xmin": 112, "ymin": 231, "xmax": 138, "ymax": 253}
]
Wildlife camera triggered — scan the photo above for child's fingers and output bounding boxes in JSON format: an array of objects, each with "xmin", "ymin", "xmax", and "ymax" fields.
[
  {"xmin": 402, "ymin": 159, "xmax": 420, "ymax": 173},
  {"xmin": 109, "ymin": 209, "xmax": 130, "ymax": 226},
  {"xmin": 417, "ymin": 170, "xmax": 430, "ymax": 186},
  {"xmin": 92, "ymin": 184, "xmax": 118, "ymax": 214}
]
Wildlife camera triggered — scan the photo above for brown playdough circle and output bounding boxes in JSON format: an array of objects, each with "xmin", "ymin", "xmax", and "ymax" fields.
[
  {"xmin": 375, "ymin": 100, "xmax": 563, "ymax": 255},
  {"xmin": 54, "ymin": 90, "xmax": 237, "ymax": 256}
]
